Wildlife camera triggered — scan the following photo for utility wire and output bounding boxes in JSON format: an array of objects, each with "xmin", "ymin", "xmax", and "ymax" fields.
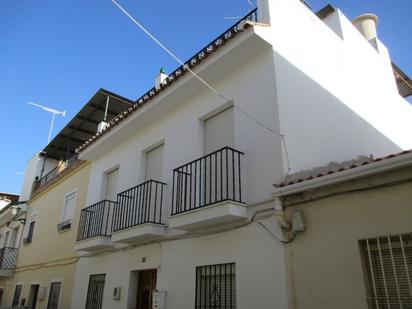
[{"xmin": 111, "ymin": 0, "xmax": 292, "ymax": 172}]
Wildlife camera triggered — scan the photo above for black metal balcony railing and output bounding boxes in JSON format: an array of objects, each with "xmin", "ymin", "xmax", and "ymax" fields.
[
  {"xmin": 172, "ymin": 147, "xmax": 244, "ymax": 215},
  {"xmin": 33, "ymin": 154, "xmax": 79, "ymax": 191},
  {"xmin": 0, "ymin": 247, "xmax": 18, "ymax": 270},
  {"xmin": 77, "ymin": 200, "xmax": 116, "ymax": 241},
  {"xmin": 112, "ymin": 180, "xmax": 166, "ymax": 232}
]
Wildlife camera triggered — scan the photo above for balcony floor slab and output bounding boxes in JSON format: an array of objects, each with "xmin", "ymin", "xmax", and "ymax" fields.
[
  {"xmin": 75, "ymin": 236, "xmax": 113, "ymax": 252},
  {"xmin": 111, "ymin": 223, "xmax": 166, "ymax": 244},
  {"xmin": 168, "ymin": 201, "xmax": 248, "ymax": 231}
]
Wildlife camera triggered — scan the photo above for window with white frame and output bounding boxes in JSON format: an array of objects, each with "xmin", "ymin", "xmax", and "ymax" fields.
[
  {"xmin": 360, "ymin": 233, "xmax": 412, "ymax": 308},
  {"xmin": 58, "ymin": 190, "xmax": 76, "ymax": 231},
  {"xmin": 195, "ymin": 263, "xmax": 236, "ymax": 309},
  {"xmin": 24, "ymin": 213, "xmax": 37, "ymax": 244}
]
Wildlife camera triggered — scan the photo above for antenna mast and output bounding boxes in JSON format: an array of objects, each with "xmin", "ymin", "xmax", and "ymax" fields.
[{"xmin": 27, "ymin": 101, "xmax": 66, "ymax": 144}]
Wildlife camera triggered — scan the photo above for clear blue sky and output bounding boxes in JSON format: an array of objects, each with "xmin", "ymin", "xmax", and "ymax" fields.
[{"xmin": 1, "ymin": 0, "xmax": 411, "ymax": 194}]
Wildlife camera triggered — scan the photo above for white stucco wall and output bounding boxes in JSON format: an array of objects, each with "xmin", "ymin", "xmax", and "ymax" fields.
[
  {"xmin": 71, "ymin": 1, "xmax": 412, "ymax": 308},
  {"xmin": 256, "ymin": 0, "xmax": 412, "ymax": 173},
  {"xmin": 71, "ymin": 212, "xmax": 288, "ymax": 309}
]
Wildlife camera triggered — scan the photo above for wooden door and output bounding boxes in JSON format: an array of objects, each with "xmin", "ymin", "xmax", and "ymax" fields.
[{"xmin": 136, "ymin": 269, "xmax": 157, "ymax": 309}]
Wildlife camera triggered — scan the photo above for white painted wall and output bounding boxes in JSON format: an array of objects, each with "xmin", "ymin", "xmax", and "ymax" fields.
[
  {"xmin": 20, "ymin": 154, "xmax": 59, "ymax": 201},
  {"xmin": 71, "ymin": 212, "xmax": 288, "ymax": 309},
  {"xmin": 256, "ymin": 0, "xmax": 412, "ymax": 173},
  {"xmin": 72, "ymin": 1, "xmax": 412, "ymax": 308}
]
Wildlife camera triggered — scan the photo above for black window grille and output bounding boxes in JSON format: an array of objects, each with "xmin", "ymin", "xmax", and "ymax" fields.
[
  {"xmin": 360, "ymin": 233, "xmax": 412, "ymax": 308},
  {"xmin": 195, "ymin": 263, "xmax": 236, "ymax": 309},
  {"xmin": 12, "ymin": 284, "xmax": 22, "ymax": 307},
  {"xmin": 85, "ymin": 274, "xmax": 106, "ymax": 309},
  {"xmin": 47, "ymin": 282, "xmax": 62, "ymax": 309}
]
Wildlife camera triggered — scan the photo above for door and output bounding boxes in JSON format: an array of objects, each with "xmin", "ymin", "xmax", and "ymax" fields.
[
  {"xmin": 3, "ymin": 232, "xmax": 9, "ymax": 248},
  {"xmin": 9, "ymin": 227, "xmax": 18, "ymax": 248},
  {"xmin": 136, "ymin": 269, "xmax": 157, "ymax": 309},
  {"xmin": 28, "ymin": 284, "xmax": 39, "ymax": 309}
]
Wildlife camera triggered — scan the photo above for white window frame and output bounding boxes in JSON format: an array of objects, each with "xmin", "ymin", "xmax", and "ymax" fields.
[
  {"xmin": 143, "ymin": 141, "xmax": 165, "ymax": 182},
  {"xmin": 24, "ymin": 212, "xmax": 38, "ymax": 243}
]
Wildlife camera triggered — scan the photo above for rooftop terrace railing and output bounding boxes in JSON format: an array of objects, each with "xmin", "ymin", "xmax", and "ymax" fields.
[{"xmin": 33, "ymin": 154, "xmax": 79, "ymax": 193}]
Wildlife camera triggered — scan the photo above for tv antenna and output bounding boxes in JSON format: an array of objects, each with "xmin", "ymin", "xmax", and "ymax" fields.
[
  {"xmin": 224, "ymin": 0, "xmax": 254, "ymax": 20},
  {"xmin": 27, "ymin": 101, "xmax": 66, "ymax": 144}
]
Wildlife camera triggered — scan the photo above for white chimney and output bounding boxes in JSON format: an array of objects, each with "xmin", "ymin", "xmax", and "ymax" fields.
[
  {"xmin": 257, "ymin": 0, "xmax": 271, "ymax": 24},
  {"xmin": 352, "ymin": 14, "xmax": 378, "ymax": 41},
  {"xmin": 155, "ymin": 68, "xmax": 168, "ymax": 90}
]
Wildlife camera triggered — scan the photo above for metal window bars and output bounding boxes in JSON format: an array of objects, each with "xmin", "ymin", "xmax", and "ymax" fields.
[
  {"xmin": 172, "ymin": 147, "xmax": 244, "ymax": 215},
  {"xmin": 196, "ymin": 263, "xmax": 236, "ymax": 309},
  {"xmin": 360, "ymin": 233, "xmax": 412, "ymax": 308}
]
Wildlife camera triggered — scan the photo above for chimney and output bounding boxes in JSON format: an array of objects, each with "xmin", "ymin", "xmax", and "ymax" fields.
[
  {"xmin": 97, "ymin": 121, "xmax": 107, "ymax": 133},
  {"xmin": 352, "ymin": 14, "xmax": 378, "ymax": 41},
  {"xmin": 155, "ymin": 68, "xmax": 168, "ymax": 90}
]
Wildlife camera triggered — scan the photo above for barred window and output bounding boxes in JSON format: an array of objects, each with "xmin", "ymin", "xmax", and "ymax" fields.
[
  {"xmin": 85, "ymin": 274, "xmax": 105, "ymax": 309},
  {"xmin": 12, "ymin": 284, "xmax": 22, "ymax": 307},
  {"xmin": 360, "ymin": 234, "xmax": 412, "ymax": 309},
  {"xmin": 195, "ymin": 263, "xmax": 236, "ymax": 309}
]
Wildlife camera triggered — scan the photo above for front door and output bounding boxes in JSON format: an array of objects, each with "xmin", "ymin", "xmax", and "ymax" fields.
[{"xmin": 136, "ymin": 269, "xmax": 157, "ymax": 309}]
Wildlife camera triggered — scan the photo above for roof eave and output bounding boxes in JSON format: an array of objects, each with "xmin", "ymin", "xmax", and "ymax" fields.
[{"xmin": 273, "ymin": 151, "xmax": 412, "ymax": 197}]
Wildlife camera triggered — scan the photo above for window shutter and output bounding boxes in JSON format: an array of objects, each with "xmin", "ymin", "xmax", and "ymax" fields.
[
  {"xmin": 204, "ymin": 107, "xmax": 234, "ymax": 155},
  {"xmin": 360, "ymin": 234, "xmax": 412, "ymax": 308},
  {"xmin": 62, "ymin": 192, "xmax": 76, "ymax": 222},
  {"xmin": 145, "ymin": 144, "xmax": 164, "ymax": 181}
]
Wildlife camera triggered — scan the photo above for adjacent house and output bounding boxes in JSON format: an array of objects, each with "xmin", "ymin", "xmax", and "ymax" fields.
[
  {"xmin": 274, "ymin": 150, "xmax": 412, "ymax": 308},
  {"xmin": 0, "ymin": 193, "xmax": 23, "ymax": 307},
  {"xmin": 2, "ymin": 90, "xmax": 133, "ymax": 309},
  {"xmin": 67, "ymin": 0, "xmax": 412, "ymax": 309}
]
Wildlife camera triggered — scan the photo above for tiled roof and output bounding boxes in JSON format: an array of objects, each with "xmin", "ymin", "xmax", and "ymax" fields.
[
  {"xmin": 76, "ymin": 9, "xmax": 258, "ymax": 154},
  {"xmin": 274, "ymin": 149, "xmax": 412, "ymax": 188}
]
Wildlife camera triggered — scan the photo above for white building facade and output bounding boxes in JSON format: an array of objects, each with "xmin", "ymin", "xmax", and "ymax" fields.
[{"xmin": 70, "ymin": 1, "xmax": 412, "ymax": 308}]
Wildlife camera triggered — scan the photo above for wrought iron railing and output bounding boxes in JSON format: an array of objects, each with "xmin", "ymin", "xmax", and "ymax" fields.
[
  {"xmin": 33, "ymin": 154, "xmax": 79, "ymax": 192},
  {"xmin": 112, "ymin": 180, "xmax": 166, "ymax": 232},
  {"xmin": 77, "ymin": 200, "xmax": 116, "ymax": 241},
  {"xmin": 0, "ymin": 247, "xmax": 18, "ymax": 270},
  {"xmin": 172, "ymin": 147, "xmax": 244, "ymax": 215}
]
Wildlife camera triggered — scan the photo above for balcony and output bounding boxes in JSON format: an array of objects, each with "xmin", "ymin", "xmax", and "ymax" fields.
[
  {"xmin": 169, "ymin": 147, "xmax": 247, "ymax": 231},
  {"xmin": 0, "ymin": 247, "xmax": 18, "ymax": 277},
  {"xmin": 111, "ymin": 180, "xmax": 167, "ymax": 244},
  {"xmin": 75, "ymin": 200, "xmax": 115, "ymax": 251},
  {"xmin": 32, "ymin": 155, "xmax": 83, "ymax": 195}
]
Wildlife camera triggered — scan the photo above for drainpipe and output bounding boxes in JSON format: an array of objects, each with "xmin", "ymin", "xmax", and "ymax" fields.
[{"xmin": 274, "ymin": 197, "xmax": 290, "ymax": 231}]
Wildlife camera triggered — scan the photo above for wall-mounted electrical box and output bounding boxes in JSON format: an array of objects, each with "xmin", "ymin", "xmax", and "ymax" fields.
[
  {"xmin": 113, "ymin": 287, "xmax": 121, "ymax": 300},
  {"xmin": 152, "ymin": 289, "xmax": 167, "ymax": 309}
]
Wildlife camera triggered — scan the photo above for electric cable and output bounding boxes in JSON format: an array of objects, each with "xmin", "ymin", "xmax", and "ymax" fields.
[{"xmin": 111, "ymin": 0, "xmax": 293, "ymax": 173}]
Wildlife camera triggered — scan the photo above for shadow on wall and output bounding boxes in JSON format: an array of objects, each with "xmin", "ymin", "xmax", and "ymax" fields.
[{"xmin": 272, "ymin": 51, "xmax": 401, "ymax": 173}]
